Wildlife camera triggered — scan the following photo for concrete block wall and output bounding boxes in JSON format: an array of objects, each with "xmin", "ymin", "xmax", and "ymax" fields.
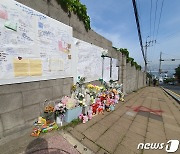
[
  {"xmin": 132, "ymin": 66, "xmax": 138, "ymax": 92},
  {"xmin": 0, "ymin": 77, "xmax": 73, "ymax": 143},
  {"xmin": 126, "ymin": 63, "xmax": 131, "ymax": 93},
  {"xmin": 121, "ymin": 54, "xmax": 127, "ymax": 94},
  {"xmin": 138, "ymin": 71, "xmax": 146, "ymax": 89},
  {"xmin": 129, "ymin": 66, "xmax": 135, "ymax": 92},
  {"xmin": 125, "ymin": 61, "xmax": 146, "ymax": 94},
  {"xmin": 0, "ymin": 0, "xmax": 146, "ymax": 143}
]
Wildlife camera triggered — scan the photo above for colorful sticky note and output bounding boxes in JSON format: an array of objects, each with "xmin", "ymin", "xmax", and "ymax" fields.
[{"xmin": 4, "ymin": 21, "xmax": 17, "ymax": 31}]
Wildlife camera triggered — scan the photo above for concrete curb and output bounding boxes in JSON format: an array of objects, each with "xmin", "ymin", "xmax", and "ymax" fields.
[
  {"xmin": 161, "ymin": 87, "xmax": 180, "ymax": 104},
  {"xmin": 59, "ymin": 131, "xmax": 93, "ymax": 154}
]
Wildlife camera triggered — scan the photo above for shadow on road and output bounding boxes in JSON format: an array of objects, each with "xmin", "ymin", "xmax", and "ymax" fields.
[
  {"xmin": 25, "ymin": 138, "xmax": 48, "ymax": 154},
  {"xmin": 25, "ymin": 137, "xmax": 71, "ymax": 154}
]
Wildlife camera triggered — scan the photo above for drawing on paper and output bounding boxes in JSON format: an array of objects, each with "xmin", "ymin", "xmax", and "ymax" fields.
[
  {"xmin": 0, "ymin": 5, "xmax": 8, "ymax": 20},
  {"xmin": 13, "ymin": 58, "xmax": 29, "ymax": 77},
  {"xmin": 0, "ymin": 0, "xmax": 73, "ymax": 85},
  {"xmin": 29, "ymin": 59, "xmax": 42, "ymax": 76},
  {"xmin": 58, "ymin": 40, "xmax": 71, "ymax": 54},
  {"xmin": 4, "ymin": 21, "xmax": 17, "ymax": 31},
  {"xmin": 49, "ymin": 58, "xmax": 64, "ymax": 71}
]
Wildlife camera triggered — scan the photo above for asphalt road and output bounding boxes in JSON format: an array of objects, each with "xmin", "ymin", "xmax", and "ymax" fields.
[{"xmin": 161, "ymin": 84, "xmax": 180, "ymax": 95}]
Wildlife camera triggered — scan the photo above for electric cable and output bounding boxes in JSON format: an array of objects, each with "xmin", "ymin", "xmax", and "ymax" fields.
[
  {"xmin": 155, "ymin": 0, "xmax": 165, "ymax": 40},
  {"xmin": 150, "ymin": 0, "xmax": 152, "ymax": 40},
  {"xmin": 153, "ymin": 0, "xmax": 159, "ymax": 41}
]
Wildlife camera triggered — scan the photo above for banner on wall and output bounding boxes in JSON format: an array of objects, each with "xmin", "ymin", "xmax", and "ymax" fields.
[
  {"xmin": 74, "ymin": 38, "xmax": 103, "ymax": 83},
  {"xmin": 111, "ymin": 58, "xmax": 119, "ymax": 81},
  {"xmin": 102, "ymin": 57, "xmax": 111, "ymax": 82},
  {"xmin": 0, "ymin": 0, "xmax": 73, "ymax": 85},
  {"xmin": 102, "ymin": 57, "xmax": 119, "ymax": 82}
]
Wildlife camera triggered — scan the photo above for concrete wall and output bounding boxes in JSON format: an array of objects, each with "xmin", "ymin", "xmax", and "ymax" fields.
[
  {"xmin": 126, "ymin": 62, "xmax": 146, "ymax": 94},
  {"xmin": 0, "ymin": 77, "xmax": 73, "ymax": 144},
  {"xmin": 0, "ymin": 0, "xmax": 146, "ymax": 144}
]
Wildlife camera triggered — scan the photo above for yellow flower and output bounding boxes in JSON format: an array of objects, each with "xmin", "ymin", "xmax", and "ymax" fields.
[{"xmin": 71, "ymin": 84, "xmax": 76, "ymax": 91}]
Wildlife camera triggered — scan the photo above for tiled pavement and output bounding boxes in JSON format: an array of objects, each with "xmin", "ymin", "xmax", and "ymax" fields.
[
  {"xmin": 0, "ymin": 87, "xmax": 179, "ymax": 154},
  {"xmin": 67, "ymin": 87, "xmax": 180, "ymax": 154},
  {"xmin": 0, "ymin": 131, "xmax": 80, "ymax": 154}
]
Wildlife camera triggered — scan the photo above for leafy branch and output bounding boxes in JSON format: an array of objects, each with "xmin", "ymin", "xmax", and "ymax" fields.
[
  {"xmin": 113, "ymin": 47, "xmax": 142, "ymax": 70},
  {"xmin": 56, "ymin": 0, "xmax": 91, "ymax": 31}
]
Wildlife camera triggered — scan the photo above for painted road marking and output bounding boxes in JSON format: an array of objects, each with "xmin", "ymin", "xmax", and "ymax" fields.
[{"xmin": 166, "ymin": 89, "xmax": 180, "ymax": 98}]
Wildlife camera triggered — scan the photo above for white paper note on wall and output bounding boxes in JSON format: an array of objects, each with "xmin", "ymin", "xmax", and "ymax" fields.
[
  {"xmin": 49, "ymin": 58, "xmax": 64, "ymax": 71},
  {"xmin": 75, "ymin": 39, "xmax": 103, "ymax": 82},
  {"xmin": 0, "ymin": 0, "xmax": 73, "ymax": 85},
  {"xmin": 103, "ymin": 57, "xmax": 111, "ymax": 82},
  {"xmin": 111, "ymin": 58, "xmax": 119, "ymax": 81}
]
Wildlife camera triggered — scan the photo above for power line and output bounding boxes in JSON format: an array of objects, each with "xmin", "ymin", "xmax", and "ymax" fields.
[
  {"xmin": 162, "ymin": 52, "xmax": 180, "ymax": 59},
  {"xmin": 132, "ymin": 0, "xmax": 146, "ymax": 63},
  {"xmin": 136, "ymin": 0, "xmax": 145, "ymax": 40},
  {"xmin": 153, "ymin": 0, "xmax": 159, "ymax": 40},
  {"xmin": 162, "ymin": 31, "xmax": 180, "ymax": 41},
  {"xmin": 150, "ymin": 0, "xmax": 152, "ymax": 39},
  {"xmin": 155, "ymin": 0, "xmax": 165, "ymax": 40},
  {"xmin": 159, "ymin": 30, "xmax": 180, "ymax": 39}
]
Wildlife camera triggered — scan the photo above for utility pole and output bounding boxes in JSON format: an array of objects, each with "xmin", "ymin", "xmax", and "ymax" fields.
[
  {"xmin": 159, "ymin": 52, "xmax": 162, "ymax": 77},
  {"xmin": 144, "ymin": 37, "xmax": 149, "ymax": 73},
  {"xmin": 159, "ymin": 52, "xmax": 180, "ymax": 76},
  {"xmin": 144, "ymin": 36, "xmax": 156, "ymax": 72},
  {"xmin": 144, "ymin": 38, "xmax": 156, "ymax": 78}
]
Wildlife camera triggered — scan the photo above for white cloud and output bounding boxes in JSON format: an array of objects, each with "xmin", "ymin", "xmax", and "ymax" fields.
[
  {"xmin": 93, "ymin": 26, "xmax": 145, "ymax": 66},
  {"xmin": 81, "ymin": 0, "xmax": 180, "ymax": 72}
]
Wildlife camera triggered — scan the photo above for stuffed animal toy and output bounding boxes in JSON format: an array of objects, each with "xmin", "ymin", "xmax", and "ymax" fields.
[
  {"xmin": 100, "ymin": 93, "xmax": 106, "ymax": 102},
  {"xmin": 31, "ymin": 128, "xmax": 41, "ymax": 137},
  {"xmin": 44, "ymin": 105, "xmax": 54, "ymax": 113},
  {"xmin": 105, "ymin": 104, "xmax": 111, "ymax": 112},
  {"xmin": 114, "ymin": 94, "xmax": 119, "ymax": 103},
  {"xmin": 112, "ymin": 89, "xmax": 118, "ymax": 95},
  {"xmin": 79, "ymin": 114, "xmax": 83, "ymax": 120},
  {"xmin": 119, "ymin": 92, "xmax": 125, "ymax": 102},
  {"xmin": 87, "ymin": 107, "xmax": 93, "ymax": 120},
  {"xmin": 110, "ymin": 104, "xmax": 115, "ymax": 111},
  {"xmin": 106, "ymin": 95, "xmax": 111, "ymax": 104},
  {"xmin": 96, "ymin": 98, "xmax": 102, "ymax": 105},
  {"xmin": 92, "ymin": 103, "xmax": 98, "ymax": 115},
  {"xmin": 38, "ymin": 117, "xmax": 47, "ymax": 125},
  {"xmin": 110, "ymin": 98, "xmax": 115, "ymax": 105},
  {"xmin": 82, "ymin": 114, "xmax": 88, "ymax": 123},
  {"xmin": 79, "ymin": 114, "xmax": 88, "ymax": 123},
  {"xmin": 105, "ymin": 95, "xmax": 111, "ymax": 112},
  {"xmin": 97, "ymin": 104, "xmax": 104, "ymax": 114}
]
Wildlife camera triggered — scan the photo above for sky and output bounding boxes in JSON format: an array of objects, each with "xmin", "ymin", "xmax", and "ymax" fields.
[{"xmin": 80, "ymin": 0, "xmax": 180, "ymax": 72}]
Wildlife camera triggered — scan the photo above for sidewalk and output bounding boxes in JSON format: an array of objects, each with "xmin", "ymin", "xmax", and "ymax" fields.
[
  {"xmin": 67, "ymin": 87, "xmax": 180, "ymax": 154},
  {"xmin": 0, "ymin": 87, "xmax": 179, "ymax": 154}
]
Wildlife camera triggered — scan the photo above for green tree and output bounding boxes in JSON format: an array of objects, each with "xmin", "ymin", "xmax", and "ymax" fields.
[{"xmin": 174, "ymin": 65, "xmax": 180, "ymax": 83}]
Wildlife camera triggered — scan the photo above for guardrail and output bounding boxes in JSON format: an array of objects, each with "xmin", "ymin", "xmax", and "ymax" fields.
[{"xmin": 161, "ymin": 87, "xmax": 180, "ymax": 104}]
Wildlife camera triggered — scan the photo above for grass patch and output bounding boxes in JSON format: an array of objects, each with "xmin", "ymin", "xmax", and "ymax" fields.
[{"xmin": 61, "ymin": 119, "xmax": 81, "ymax": 130}]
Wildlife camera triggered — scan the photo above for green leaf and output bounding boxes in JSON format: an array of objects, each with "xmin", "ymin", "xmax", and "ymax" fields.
[{"xmin": 56, "ymin": 0, "xmax": 91, "ymax": 30}]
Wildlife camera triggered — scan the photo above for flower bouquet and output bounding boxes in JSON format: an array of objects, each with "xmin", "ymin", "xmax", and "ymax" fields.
[{"xmin": 54, "ymin": 102, "xmax": 67, "ymax": 126}]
